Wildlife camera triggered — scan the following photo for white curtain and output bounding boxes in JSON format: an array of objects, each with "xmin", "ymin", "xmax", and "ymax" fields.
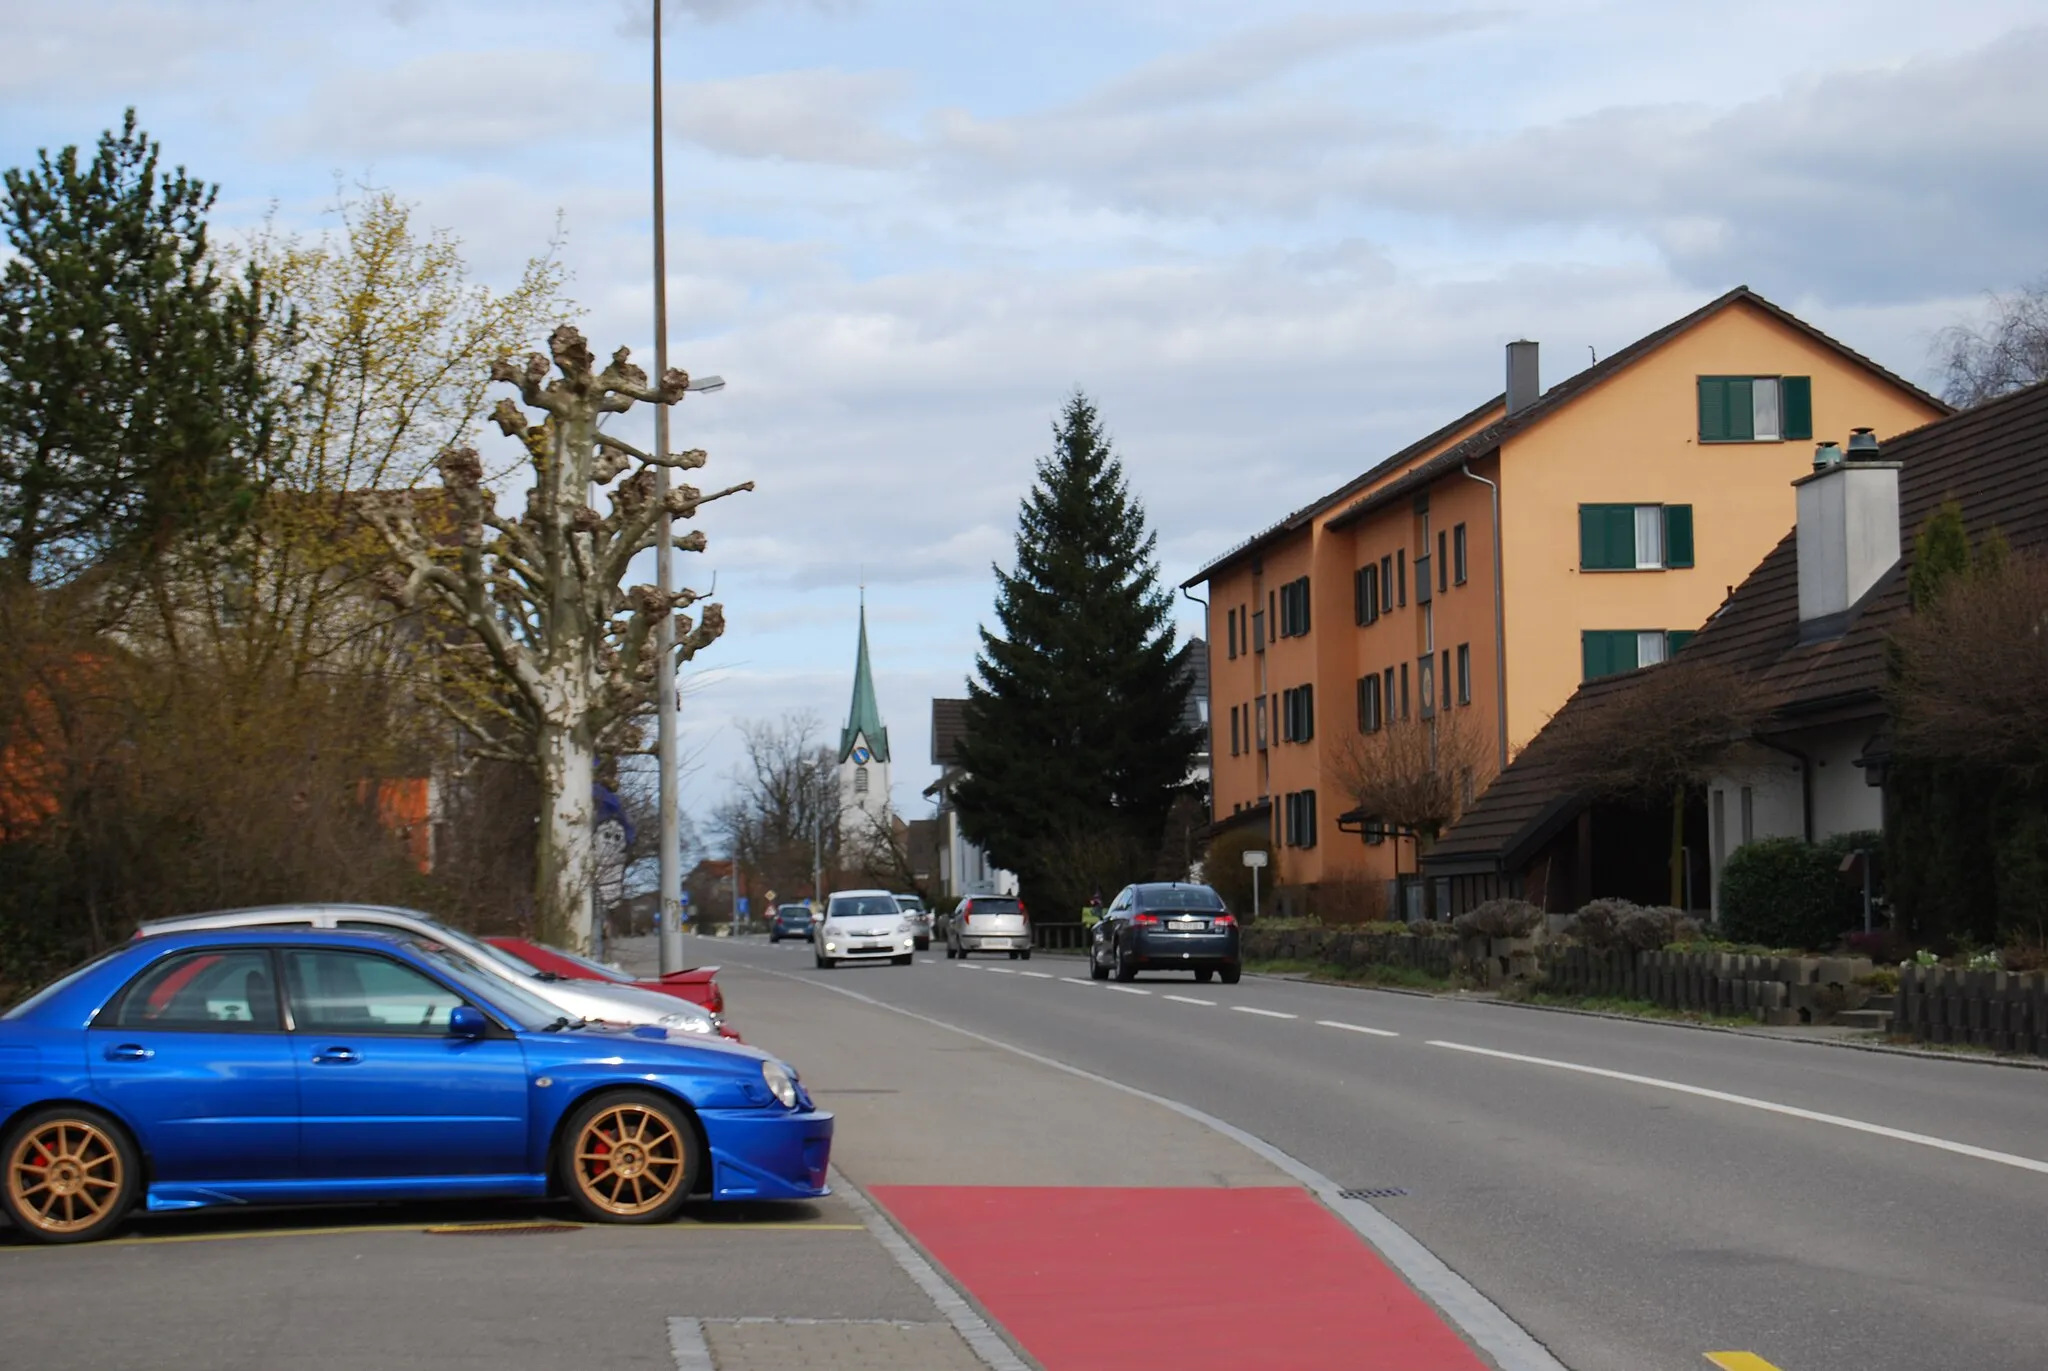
[{"xmin": 1634, "ymin": 505, "xmax": 1664, "ymax": 568}]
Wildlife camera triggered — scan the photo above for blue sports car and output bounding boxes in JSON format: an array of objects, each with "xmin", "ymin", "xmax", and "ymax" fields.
[{"xmin": 0, "ymin": 928, "xmax": 833, "ymax": 1244}]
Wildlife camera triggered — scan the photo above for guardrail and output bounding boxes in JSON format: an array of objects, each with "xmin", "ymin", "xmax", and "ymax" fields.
[{"xmin": 1032, "ymin": 923, "xmax": 1091, "ymax": 952}]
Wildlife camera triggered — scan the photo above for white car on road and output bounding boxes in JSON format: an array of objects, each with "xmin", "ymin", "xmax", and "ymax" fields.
[{"xmin": 815, "ymin": 889, "xmax": 917, "ymax": 969}]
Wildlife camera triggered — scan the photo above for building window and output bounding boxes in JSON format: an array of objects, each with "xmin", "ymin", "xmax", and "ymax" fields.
[
  {"xmin": 855, "ymin": 766, "xmax": 870, "ymax": 795},
  {"xmin": 1229, "ymin": 706, "xmax": 1240, "ymax": 756},
  {"xmin": 1252, "ymin": 609, "xmax": 1266, "ymax": 653},
  {"xmin": 1356, "ymin": 674, "xmax": 1383, "ymax": 733},
  {"xmin": 1437, "ymin": 531, "xmax": 1449, "ymax": 593},
  {"xmin": 1415, "ymin": 552, "xmax": 1433, "ymax": 604},
  {"xmin": 1740, "ymin": 785, "xmax": 1755, "ymax": 844},
  {"xmin": 1399, "ymin": 662, "xmax": 1410, "ymax": 719},
  {"xmin": 1453, "ymin": 523, "xmax": 1468, "ymax": 585},
  {"xmin": 1227, "ymin": 608, "xmax": 1238, "ymax": 660},
  {"xmin": 1281, "ymin": 684, "xmax": 1315, "ymax": 743},
  {"xmin": 1383, "ymin": 666, "xmax": 1395, "ymax": 724},
  {"xmin": 1581, "ymin": 629, "xmax": 1696, "ymax": 680},
  {"xmin": 1380, "ymin": 554, "xmax": 1393, "ymax": 613},
  {"xmin": 1441, "ymin": 649, "xmax": 1452, "ymax": 711},
  {"xmin": 1698, "ymin": 375, "xmax": 1813, "ymax": 442},
  {"xmin": 1278, "ymin": 577, "xmax": 1312, "ymax": 638},
  {"xmin": 1255, "ymin": 696, "xmax": 1268, "ymax": 750},
  {"xmin": 1354, "ymin": 563, "xmax": 1381, "ymax": 626},
  {"xmin": 1579, "ymin": 504, "xmax": 1694, "ymax": 570},
  {"xmin": 1456, "ymin": 643, "xmax": 1471, "ymax": 705},
  {"xmin": 1396, "ymin": 550, "xmax": 1407, "ymax": 607},
  {"xmin": 1418, "ymin": 656, "xmax": 1436, "ymax": 720},
  {"xmin": 1284, "ymin": 790, "xmax": 1319, "ymax": 849}
]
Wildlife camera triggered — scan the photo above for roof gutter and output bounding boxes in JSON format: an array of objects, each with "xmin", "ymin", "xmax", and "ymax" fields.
[{"xmin": 1460, "ymin": 460, "xmax": 1509, "ymax": 774}]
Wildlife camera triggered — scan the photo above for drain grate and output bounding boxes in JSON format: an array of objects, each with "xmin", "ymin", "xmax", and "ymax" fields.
[
  {"xmin": 426, "ymin": 1222, "xmax": 582, "ymax": 1236},
  {"xmin": 1337, "ymin": 1187, "xmax": 1408, "ymax": 1200}
]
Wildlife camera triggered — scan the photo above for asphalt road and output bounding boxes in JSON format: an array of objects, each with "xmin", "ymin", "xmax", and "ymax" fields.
[{"xmin": 701, "ymin": 935, "xmax": 2048, "ymax": 1371}]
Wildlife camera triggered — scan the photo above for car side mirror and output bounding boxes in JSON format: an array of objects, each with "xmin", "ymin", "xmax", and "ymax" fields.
[{"xmin": 449, "ymin": 1006, "xmax": 490, "ymax": 1039}]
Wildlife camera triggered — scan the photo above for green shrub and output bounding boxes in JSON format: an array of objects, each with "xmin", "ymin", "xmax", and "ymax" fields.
[
  {"xmin": 1453, "ymin": 898, "xmax": 1545, "ymax": 938},
  {"xmin": 1719, "ymin": 836, "xmax": 1864, "ymax": 950}
]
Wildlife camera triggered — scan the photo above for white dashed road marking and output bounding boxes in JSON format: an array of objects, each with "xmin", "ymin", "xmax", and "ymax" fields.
[
  {"xmin": 1232, "ymin": 1006, "xmax": 1297, "ymax": 1019},
  {"xmin": 1061, "ymin": 977, "xmax": 1094, "ymax": 986},
  {"xmin": 1318, "ymin": 1020, "xmax": 1399, "ymax": 1037},
  {"xmin": 1103, "ymin": 985, "xmax": 1150, "ymax": 995},
  {"xmin": 1018, "ymin": 971, "xmax": 1053, "ymax": 979},
  {"xmin": 1163, "ymin": 994, "xmax": 1216, "ymax": 1006},
  {"xmin": 984, "ymin": 967, "xmax": 1015, "ymax": 974}
]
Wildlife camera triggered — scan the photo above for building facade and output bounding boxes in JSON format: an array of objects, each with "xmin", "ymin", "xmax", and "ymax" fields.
[
  {"xmin": 923, "ymin": 698, "xmax": 1018, "ymax": 902},
  {"xmin": 1185, "ymin": 288, "xmax": 1947, "ymax": 914}
]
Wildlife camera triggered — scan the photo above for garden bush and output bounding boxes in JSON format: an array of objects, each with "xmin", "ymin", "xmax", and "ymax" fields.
[
  {"xmin": 1453, "ymin": 898, "xmax": 1545, "ymax": 939},
  {"xmin": 1719, "ymin": 836, "xmax": 1866, "ymax": 950},
  {"xmin": 1568, "ymin": 900, "xmax": 1699, "ymax": 952}
]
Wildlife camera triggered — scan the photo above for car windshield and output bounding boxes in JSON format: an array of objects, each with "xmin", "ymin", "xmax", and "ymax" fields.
[
  {"xmin": 894, "ymin": 897, "xmax": 925, "ymax": 912},
  {"xmin": 1140, "ymin": 887, "xmax": 1226, "ymax": 912},
  {"xmin": 830, "ymin": 896, "xmax": 900, "ymax": 919},
  {"xmin": 406, "ymin": 942, "xmax": 565, "ymax": 1030},
  {"xmin": 532, "ymin": 943, "xmax": 632, "ymax": 982},
  {"xmin": 778, "ymin": 907, "xmax": 812, "ymax": 919},
  {"xmin": 2, "ymin": 947, "xmax": 122, "ymax": 1020},
  {"xmin": 412, "ymin": 917, "xmax": 547, "ymax": 978}
]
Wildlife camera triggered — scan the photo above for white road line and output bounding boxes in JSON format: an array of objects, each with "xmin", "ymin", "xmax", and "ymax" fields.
[
  {"xmin": 1061, "ymin": 977, "xmax": 1095, "ymax": 986},
  {"xmin": 1163, "ymin": 994, "xmax": 1216, "ymax": 1006},
  {"xmin": 983, "ymin": 967, "xmax": 1015, "ymax": 974},
  {"xmin": 1319, "ymin": 1020, "xmax": 1399, "ymax": 1037},
  {"xmin": 1428, "ymin": 1040, "xmax": 2048, "ymax": 1176},
  {"xmin": 918, "ymin": 958, "xmax": 937, "ymax": 964},
  {"xmin": 955, "ymin": 964, "xmax": 981, "ymax": 971},
  {"xmin": 1232, "ymin": 1006, "xmax": 1297, "ymax": 1019},
  {"xmin": 1018, "ymin": 971, "xmax": 1053, "ymax": 979},
  {"xmin": 1103, "ymin": 984, "xmax": 1151, "ymax": 995}
]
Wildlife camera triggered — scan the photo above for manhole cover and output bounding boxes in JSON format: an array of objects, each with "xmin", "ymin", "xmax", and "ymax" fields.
[
  {"xmin": 1338, "ymin": 1187, "xmax": 1408, "ymax": 1200},
  {"xmin": 426, "ymin": 1222, "xmax": 582, "ymax": 1236}
]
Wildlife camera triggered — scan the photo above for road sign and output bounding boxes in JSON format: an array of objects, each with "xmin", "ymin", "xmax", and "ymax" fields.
[
  {"xmin": 765, "ymin": 890, "xmax": 778, "ymax": 906},
  {"xmin": 1243, "ymin": 850, "xmax": 1269, "ymax": 869},
  {"xmin": 737, "ymin": 896, "xmax": 750, "ymax": 915},
  {"xmin": 678, "ymin": 890, "xmax": 690, "ymax": 906}
]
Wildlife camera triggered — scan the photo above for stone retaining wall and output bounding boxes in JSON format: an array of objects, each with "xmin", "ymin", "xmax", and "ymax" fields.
[{"xmin": 1893, "ymin": 966, "xmax": 2048, "ymax": 1056}]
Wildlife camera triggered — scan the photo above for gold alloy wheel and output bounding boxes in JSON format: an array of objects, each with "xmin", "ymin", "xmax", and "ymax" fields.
[
  {"xmin": 7, "ymin": 1119, "xmax": 125, "ymax": 1236},
  {"xmin": 571, "ymin": 1102, "xmax": 687, "ymax": 1217}
]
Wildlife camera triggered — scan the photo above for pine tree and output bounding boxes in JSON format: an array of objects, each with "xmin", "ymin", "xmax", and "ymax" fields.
[
  {"xmin": 954, "ymin": 392, "xmax": 1200, "ymax": 917},
  {"xmin": 0, "ymin": 109, "xmax": 281, "ymax": 587}
]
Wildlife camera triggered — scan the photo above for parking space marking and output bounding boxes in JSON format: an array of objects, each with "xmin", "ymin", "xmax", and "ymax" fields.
[
  {"xmin": 1319, "ymin": 1020, "xmax": 1399, "ymax": 1037},
  {"xmin": 1705, "ymin": 1354, "xmax": 1786, "ymax": 1371},
  {"xmin": 1233, "ymin": 1006, "xmax": 1297, "ymax": 1019},
  {"xmin": 1103, "ymin": 985, "xmax": 1151, "ymax": 995},
  {"xmin": 1018, "ymin": 970, "xmax": 1053, "ymax": 979},
  {"xmin": 1163, "ymin": 994, "xmax": 1216, "ymax": 1006},
  {"xmin": 1429, "ymin": 1040, "xmax": 2048, "ymax": 1175}
]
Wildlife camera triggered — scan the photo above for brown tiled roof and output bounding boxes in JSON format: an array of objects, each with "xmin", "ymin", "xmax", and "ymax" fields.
[
  {"xmin": 1181, "ymin": 395, "xmax": 1505, "ymax": 587},
  {"xmin": 931, "ymin": 698, "xmax": 970, "ymax": 767},
  {"xmin": 1328, "ymin": 286, "xmax": 1949, "ymax": 532},
  {"xmin": 1426, "ymin": 378, "xmax": 2048, "ymax": 870}
]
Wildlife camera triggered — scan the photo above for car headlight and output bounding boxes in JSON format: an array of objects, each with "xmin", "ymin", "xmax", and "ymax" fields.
[
  {"xmin": 761, "ymin": 1061, "xmax": 798, "ymax": 1109},
  {"xmin": 824, "ymin": 940, "xmax": 837, "ymax": 951},
  {"xmin": 658, "ymin": 1012, "xmax": 713, "ymax": 1035}
]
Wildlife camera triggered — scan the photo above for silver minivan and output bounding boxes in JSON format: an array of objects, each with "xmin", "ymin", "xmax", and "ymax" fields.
[{"xmin": 944, "ymin": 894, "xmax": 1031, "ymax": 960}]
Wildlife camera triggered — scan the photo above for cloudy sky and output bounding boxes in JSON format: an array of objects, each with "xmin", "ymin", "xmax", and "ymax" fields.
[{"xmin": 5, "ymin": 0, "xmax": 2045, "ymax": 831}]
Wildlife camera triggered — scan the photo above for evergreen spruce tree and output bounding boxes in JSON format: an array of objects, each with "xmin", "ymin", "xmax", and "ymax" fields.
[{"xmin": 954, "ymin": 392, "xmax": 1200, "ymax": 917}]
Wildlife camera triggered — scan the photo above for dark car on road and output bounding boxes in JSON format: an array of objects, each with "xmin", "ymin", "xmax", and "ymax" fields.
[
  {"xmin": 768, "ymin": 905, "xmax": 816, "ymax": 943},
  {"xmin": 1089, "ymin": 882, "xmax": 1240, "ymax": 983}
]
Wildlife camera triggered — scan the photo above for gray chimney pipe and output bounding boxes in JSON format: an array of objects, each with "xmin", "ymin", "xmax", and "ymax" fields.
[{"xmin": 1506, "ymin": 340, "xmax": 1539, "ymax": 416}]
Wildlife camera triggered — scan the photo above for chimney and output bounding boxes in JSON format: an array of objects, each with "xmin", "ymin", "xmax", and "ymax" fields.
[
  {"xmin": 1794, "ymin": 430, "xmax": 1900, "ymax": 638},
  {"xmin": 1505, "ymin": 340, "xmax": 1539, "ymax": 416}
]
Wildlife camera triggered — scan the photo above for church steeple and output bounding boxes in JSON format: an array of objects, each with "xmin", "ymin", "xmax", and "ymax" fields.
[{"xmin": 838, "ymin": 594, "xmax": 890, "ymax": 765}]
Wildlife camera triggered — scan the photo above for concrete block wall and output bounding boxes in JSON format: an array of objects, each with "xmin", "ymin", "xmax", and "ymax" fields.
[{"xmin": 1894, "ymin": 966, "xmax": 2048, "ymax": 1057}]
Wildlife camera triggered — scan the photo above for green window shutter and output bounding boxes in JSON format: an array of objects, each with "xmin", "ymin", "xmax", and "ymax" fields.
[
  {"xmin": 1667, "ymin": 629, "xmax": 1696, "ymax": 655},
  {"xmin": 1605, "ymin": 506, "xmax": 1636, "ymax": 567},
  {"xmin": 1698, "ymin": 378, "xmax": 1729, "ymax": 441},
  {"xmin": 1582, "ymin": 630, "xmax": 1639, "ymax": 680},
  {"xmin": 1725, "ymin": 378, "xmax": 1755, "ymax": 440},
  {"xmin": 1781, "ymin": 376, "xmax": 1813, "ymax": 440},
  {"xmin": 1582, "ymin": 631, "xmax": 1606, "ymax": 680},
  {"xmin": 1579, "ymin": 505, "xmax": 1604, "ymax": 568},
  {"xmin": 1580, "ymin": 504, "xmax": 1638, "ymax": 569},
  {"xmin": 1664, "ymin": 505, "xmax": 1695, "ymax": 567}
]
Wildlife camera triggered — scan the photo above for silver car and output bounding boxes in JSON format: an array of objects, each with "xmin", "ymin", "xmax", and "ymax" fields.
[
  {"xmin": 136, "ymin": 904, "xmax": 727, "ymax": 1038},
  {"xmin": 892, "ymin": 894, "xmax": 933, "ymax": 950},
  {"xmin": 945, "ymin": 894, "xmax": 1031, "ymax": 960}
]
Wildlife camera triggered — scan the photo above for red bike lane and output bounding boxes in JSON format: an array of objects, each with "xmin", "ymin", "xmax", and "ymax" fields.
[{"xmin": 872, "ymin": 1185, "xmax": 1493, "ymax": 1370}]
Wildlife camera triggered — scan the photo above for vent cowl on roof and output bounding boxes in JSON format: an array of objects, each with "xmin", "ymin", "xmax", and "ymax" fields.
[
  {"xmin": 1505, "ymin": 340, "xmax": 1539, "ymax": 416},
  {"xmin": 1846, "ymin": 426, "xmax": 1881, "ymax": 458},
  {"xmin": 1813, "ymin": 440, "xmax": 1843, "ymax": 471}
]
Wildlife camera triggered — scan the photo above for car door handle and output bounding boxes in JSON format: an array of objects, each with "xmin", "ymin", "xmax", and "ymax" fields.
[
  {"xmin": 312, "ymin": 1047, "xmax": 362, "ymax": 1065},
  {"xmin": 103, "ymin": 1043, "xmax": 153, "ymax": 1062}
]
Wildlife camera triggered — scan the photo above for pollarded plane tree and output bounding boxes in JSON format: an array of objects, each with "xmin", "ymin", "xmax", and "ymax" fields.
[{"xmin": 367, "ymin": 325, "xmax": 750, "ymax": 950}]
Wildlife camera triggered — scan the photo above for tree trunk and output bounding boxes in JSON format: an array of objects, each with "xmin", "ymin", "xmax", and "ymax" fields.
[
  {"xmin": 1669, "ymin": 784, "xmax": 1686, "ymax": 910},
  {"xmin": 536, "ymin": 718, "xmax": 596, "ymax": 953}
]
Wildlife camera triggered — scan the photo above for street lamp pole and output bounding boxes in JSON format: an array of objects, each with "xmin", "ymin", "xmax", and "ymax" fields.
[{"xmin": 652, "ymin": 0, "xmax": 684, "ymax": 975}]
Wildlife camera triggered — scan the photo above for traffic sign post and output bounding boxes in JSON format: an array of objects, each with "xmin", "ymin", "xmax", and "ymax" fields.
[{"xmin": 1243, "ymin": 849, "xmax": 1268, "ymax": 922}]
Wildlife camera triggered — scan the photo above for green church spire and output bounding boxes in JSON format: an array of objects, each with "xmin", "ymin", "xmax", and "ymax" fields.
[{"xmin": 839, "ymin": 596, "xmax": 890, "ymax": 764}]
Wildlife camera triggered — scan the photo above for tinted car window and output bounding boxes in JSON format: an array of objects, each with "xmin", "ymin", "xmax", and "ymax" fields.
[
  {"xmin": 284, "ymin": 950, "xmax": 463, "ymax": 1033},
  {"xmin": 4, "ymin": 947, "xmax": 121, "ymax": 1020},
  {"xmin": 108, "ymin": 950, "xmax": 280, "ymax": 1031},
  {"xmin": 968, "ymin": 898, "xmax": 1023, "ymax": 916},
  {"xmin": 829, "ymin": 896, "xmax": 900, "ymax": 918},
  {"xmin": 1136, "ymin": 886, "xmax": 1226, "ymax": 912}
]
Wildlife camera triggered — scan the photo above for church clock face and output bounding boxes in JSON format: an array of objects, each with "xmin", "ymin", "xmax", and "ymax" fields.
[{"xmin": 851, "ymin": 745, "xmax": 872, "ymax": 765}]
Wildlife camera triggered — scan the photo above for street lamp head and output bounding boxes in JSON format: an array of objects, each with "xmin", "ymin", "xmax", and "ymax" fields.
[{"xmin": 686, "ymin": 374, "xmax": 726, "ymax": 394}]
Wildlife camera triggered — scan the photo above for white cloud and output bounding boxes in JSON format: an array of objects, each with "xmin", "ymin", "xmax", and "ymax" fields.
[{"xmin": 670, "ymin": 68, "xmax": 912, "ymax": 167}]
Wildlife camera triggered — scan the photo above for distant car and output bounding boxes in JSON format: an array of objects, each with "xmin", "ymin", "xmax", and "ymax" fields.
[
  {"xmin": 893, "ymin": 894, "xmax": 932, "ymax": 950},
  {"xmin": 484, "ymin": 937, "xmax": 731, "ymax": 1032},
  {"xmin": 1090, "ymin": 882, "xmax": 1239, "ymax": 983},
  {"xmin": 768, "ymin": 905, "xmax": 815, "ymax": 943},
  {"xmin": 0, "ymin": 927, "xmax": 830, "ymax": 1245},
  {"xmin": 137, "ymin": 905, "xmax": 727, "ymax": 1038},
  {"xmin": 945, "ymin": 895, "xmax": 1031, "ymax": 961},
  {"xmin": 815, "ymin": 890, "xmax": 916, "ymax": 969}
]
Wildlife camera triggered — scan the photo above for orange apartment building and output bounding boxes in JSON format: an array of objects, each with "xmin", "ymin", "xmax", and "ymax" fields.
[{"xmin": 1184, "ymin": 287, "xmax": 1948, "ymax": 916}]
